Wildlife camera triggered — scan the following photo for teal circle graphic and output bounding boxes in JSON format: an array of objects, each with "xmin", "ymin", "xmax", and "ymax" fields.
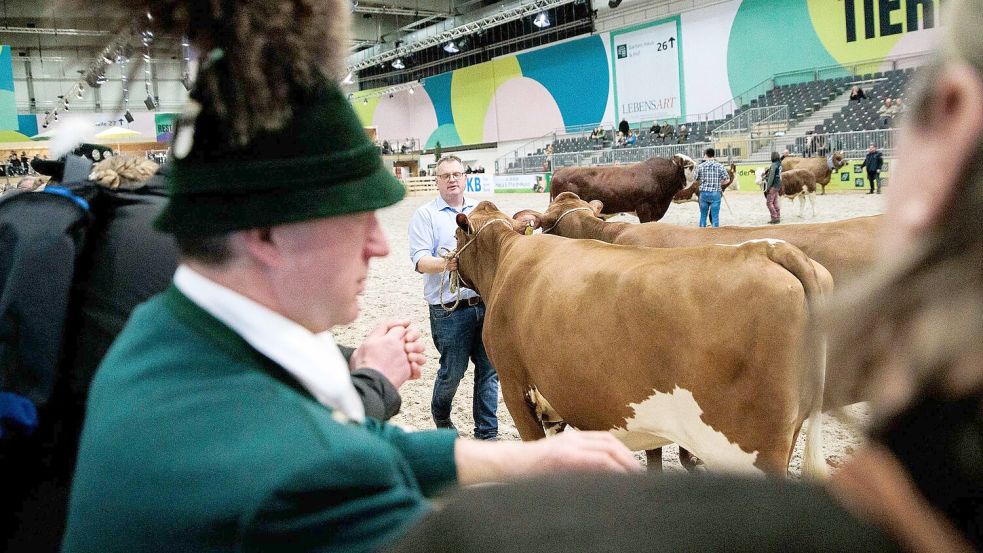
[{"xmin": 726, "ymin": 0, "xmax": 843, "ymax": 99}]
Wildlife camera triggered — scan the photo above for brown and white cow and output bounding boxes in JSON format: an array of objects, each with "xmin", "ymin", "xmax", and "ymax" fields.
[
  {"xmin": 782, "ymin": 152, "xmax": 846, "ymax": 195},
  {"xmin": 519, "ymin": 191, "xmax": 880, "ymax": 286},
  {"xmin": 454, "ymin": 200, "xmax": 831, "ymax": 477},
  {"xmin": 550, "ymin": 154, "xmax": 696, "ymax": 222},
  {"xmin": 755, "ymin": 167, "xmax": 818, "ymax": 218}
]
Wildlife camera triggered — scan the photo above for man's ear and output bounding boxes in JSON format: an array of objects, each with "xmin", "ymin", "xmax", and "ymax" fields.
[
  {"xmin": 456, "ymin": 212, "xmax": 470, "ymax": 232},
  {"xmin": 240, "ymin": 227, "xmax": 280, "ymax": 268},
  {"xmin": 588, "ymin": 200, "xmax": 604, "ymax": 216}
]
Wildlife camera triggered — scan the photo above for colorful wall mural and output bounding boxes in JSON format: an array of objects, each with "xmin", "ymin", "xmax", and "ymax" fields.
[{"xmin": 354, "ymin": 0, "xmax": 941, "ymax": 148}]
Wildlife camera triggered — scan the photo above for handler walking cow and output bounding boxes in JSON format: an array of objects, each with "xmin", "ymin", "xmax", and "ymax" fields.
[
  {"xmin": 549, "ymin": 154, "xmax": 695, "ymax": 223},
  {"xmin": 453, "ymin": 200, "xmax": 831, "ymax": 476}
]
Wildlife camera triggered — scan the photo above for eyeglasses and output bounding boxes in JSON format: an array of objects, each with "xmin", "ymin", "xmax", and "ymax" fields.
[{"xmin": 437, "ymin": 172, "xmax": 464, "ymax": 181}]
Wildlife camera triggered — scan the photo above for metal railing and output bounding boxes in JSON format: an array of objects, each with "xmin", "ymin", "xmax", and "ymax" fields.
[
  {"xmin": 498, "ymin": 128, "xmax": 900, "ymax": 173},
  {"xmin": 711, "ymin": 105, "xmax": 789, "ymax": 138}
]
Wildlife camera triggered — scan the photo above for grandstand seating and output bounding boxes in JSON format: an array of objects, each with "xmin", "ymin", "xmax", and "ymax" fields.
[
  {"xmin": 507, "ymin": 67, "xmax": 918, "ymax": 173},
  {"xmin": 819, "ymin": 68, "xmax": 915, "ymax": 133}
]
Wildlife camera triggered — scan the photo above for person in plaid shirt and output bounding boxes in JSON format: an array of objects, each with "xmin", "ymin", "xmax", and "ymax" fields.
[{"xmin": 695, "ymin": 148, "xmax": 731, "ymax": 227}]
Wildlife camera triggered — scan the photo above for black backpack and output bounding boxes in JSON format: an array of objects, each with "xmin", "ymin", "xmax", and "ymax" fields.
[{"xmin": 0, "ymin": 168, "xmax": 178, "ymax": 551}]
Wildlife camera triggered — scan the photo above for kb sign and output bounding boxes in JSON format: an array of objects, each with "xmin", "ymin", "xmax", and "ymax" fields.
[{"xmin": 465, "ymin": 175, "xmax": 494, "ymax": 194}]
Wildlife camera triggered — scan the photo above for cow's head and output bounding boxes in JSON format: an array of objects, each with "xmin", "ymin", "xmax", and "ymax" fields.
[
  {"xmin": 531, "ymin": 191, "xmax": 604, "ymax": 238},
  {"xmin": 754, "ymin": 167, "xmax": 768, "ymax": 188},
  {"xmin": 831, "ymin": 151, "xmax": 846, "ymax": 171},
  {"xmin": 454, "ymin": 201, "xmax": 528, "ymax": 292},
  {"xmin": 672, "ymin": 153, "xmax": 697, "ymax": 185}
]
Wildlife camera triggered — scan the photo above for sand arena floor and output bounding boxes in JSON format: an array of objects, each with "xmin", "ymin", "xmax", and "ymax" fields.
[{"xmin": 333, "ymin": 190, "xmax": 887, "ymax": 475}]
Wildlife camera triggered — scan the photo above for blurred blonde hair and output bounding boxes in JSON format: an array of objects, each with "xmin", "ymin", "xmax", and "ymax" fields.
[{"xmin": 824, "ymin": 0, "xmax": 983, "ymax": 420}]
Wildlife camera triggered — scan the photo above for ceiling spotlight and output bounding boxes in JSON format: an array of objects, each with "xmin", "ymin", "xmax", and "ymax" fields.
[
  {"xmin": 96, "ymin": 74, "xmax": 108, "ymax": 85},
  {"xmin": 342, "ymin": 71, "xmax": 354, "ymax": 85},
  {"xmin": 391, "ymin": 58, "xmax": 405, "ymax": 70},
  {"xmin": 363, "ymin": 98, "xmax": 368, "ymax": 105},
  {"xmin": 409, "ymin": 88, "xmax": 415, "ymax": 95},
  {"xmin": 443, "ymin": 41, "xmax": 459, "ymax": 54},
  {"xmin": 533, "ymin": 12, "xmax": 551, "ymax": 28},
  {"xmin": 389, "ymin": 93, "xmax": 394, "ymax": 99},
  {"xmin": 77, "ymin": 87, "xmax": 84, "ymax": 99},
  {"xmin": 181, "ymin": 72, "xmax": 193, "ymax": 91},
  {"xmin": 608, "ymin": 0, "xmax": 623, "ymax": 7}
]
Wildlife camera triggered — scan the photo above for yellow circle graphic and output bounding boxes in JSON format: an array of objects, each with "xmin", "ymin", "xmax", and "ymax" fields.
[{"xmin": 808, "ymin": 0, "xmax": 926, "ymax": 72}]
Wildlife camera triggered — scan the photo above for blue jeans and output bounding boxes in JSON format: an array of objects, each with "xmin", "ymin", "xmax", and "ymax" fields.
[
  {"xmin": 429, "ymin": 303, "xmax": 499, "ymax": 439},
  {"xmin": 699, "ymin": 191, "xmax": 721, "ymax": 227}
]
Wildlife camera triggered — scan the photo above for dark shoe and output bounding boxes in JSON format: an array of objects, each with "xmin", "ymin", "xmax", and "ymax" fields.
[
  {"xmin": 768, "ymin": 218, "xmax": 780, "ymax": 224},
  {"xmin": 475, "ymin": 435, "xmax": 498, "ymax": 441},
  {"xmin": 434, "ymin": 419, "xmax": 457, "ymax": 432}
]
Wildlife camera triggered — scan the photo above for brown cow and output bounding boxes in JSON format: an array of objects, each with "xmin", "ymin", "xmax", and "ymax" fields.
[
  {"xmin": 454, "ymin": 200, "xmax": 831, "ymax": 477},
  {"xmin": 550, "ymin": 154, "xmax": 696, "ymax": 222},
  {"xmin": 755, "ymin": 167, "xmax": 818, "ymax": 218},
  {"xmin": 519, "ymin": 192, "xmax": 879, "ymax": 286},
  {"xmin": 782, "ymin": 152, "xmax": 846, "ymax": 195}
]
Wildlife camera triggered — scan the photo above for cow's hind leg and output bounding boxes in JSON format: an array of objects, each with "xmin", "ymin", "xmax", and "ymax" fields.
[
  {"xmin": 506, "ymin": 380, "xmax": 547, "ymax": 441},
  {"xmin": 808, "ymin": 192, "xmax": 816, "ymax": 217},
  {"xmin": 645, "ymin": 449, "xmax": 663, "ymax": 473},
  {"xmin": 678, "ymin": 447, "xmax": 704, "ymax": 471}
]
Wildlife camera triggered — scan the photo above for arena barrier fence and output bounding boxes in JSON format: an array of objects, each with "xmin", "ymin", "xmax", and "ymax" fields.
[{"xmin": 402, "ymin": 176, "xmax": 438, "ymax": 195}]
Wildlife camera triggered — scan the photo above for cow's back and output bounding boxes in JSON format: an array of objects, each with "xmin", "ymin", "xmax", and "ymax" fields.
[{"xmin": 615, "ymin": 216, "xmax": 881, "ymax": 283}]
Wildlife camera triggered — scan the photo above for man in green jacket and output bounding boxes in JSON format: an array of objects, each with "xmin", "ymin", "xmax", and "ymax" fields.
[{"xmin": 62, "ymin": 53, "xmax": 637, "ymax": 553}]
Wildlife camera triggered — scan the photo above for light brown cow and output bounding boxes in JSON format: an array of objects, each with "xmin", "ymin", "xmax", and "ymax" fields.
[
  {"xmin": 782, "ymin": 152, "xmax": 846, "ymax": 195},
  {"xmin": 519, "ymin": 191, "xmax": 880, "ymax": 286},
  {"xmin": 454, "ymin": 200, "xmax": 832, "ymax": 477},
  {"xmin": 755, "ymin": 167, "xmax": 818, "ymax": 218}
]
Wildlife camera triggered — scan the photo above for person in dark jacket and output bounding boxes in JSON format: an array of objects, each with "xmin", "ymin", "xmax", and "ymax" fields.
[
  {"xmin": 765, "ymin": 151, "xmax": 783, "ymax": 224},
  {"xmin": 860, "ymin": 143, "xmax": 885, "ymax": 194},
  {"xmin": 618, "ymin": 118, "xmax": 630, "ymax": 136}
]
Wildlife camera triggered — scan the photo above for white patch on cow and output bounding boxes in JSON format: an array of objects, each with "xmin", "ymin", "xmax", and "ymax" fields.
[
  {"xmin": 754, "ymin": 167, "xmax": 767, "ymax": 188},
  {"xmin": 714, "ymin": 238, "xmax": 787, "ymax": 247},
  {"xmin": 610, "ymin": 386, "xmax": 763, "ymax": 475}
]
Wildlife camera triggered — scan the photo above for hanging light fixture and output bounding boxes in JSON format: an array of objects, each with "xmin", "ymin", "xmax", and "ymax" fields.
[
  {"xmin": 533, "ymin": 12, "xmax": 551, "ymax": 28},
  {"xmin": 443, "ymin": 41, "xmax": 459, "ymax": 54},
  {"xmin": 342, "ymin": 71, "xmax": 354, "ymax": 85},
  {"xmin": 391, "ymin": 58, "xmax": 405, "ymax": 70}
]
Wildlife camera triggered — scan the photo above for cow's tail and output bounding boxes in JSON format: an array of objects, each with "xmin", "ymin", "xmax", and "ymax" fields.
[{"xmin": 765, "ymin": 242, "xmax": 833, "ymax": 479}]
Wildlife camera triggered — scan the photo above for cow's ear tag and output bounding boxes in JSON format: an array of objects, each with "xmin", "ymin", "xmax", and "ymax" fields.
[{"xmin": 524, "ymin": 225, "xmax": 534, "ymax": 236}]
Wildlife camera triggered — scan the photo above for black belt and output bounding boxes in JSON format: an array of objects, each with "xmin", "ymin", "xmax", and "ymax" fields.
[{"xmin": 436, "ymin": 297, "xmax": 482, "ymax": 309}]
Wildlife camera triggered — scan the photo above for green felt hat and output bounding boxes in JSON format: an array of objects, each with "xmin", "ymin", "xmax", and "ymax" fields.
[{"xmin": 155, "ymin": 67, "xmax": 404, "ymax": 235}]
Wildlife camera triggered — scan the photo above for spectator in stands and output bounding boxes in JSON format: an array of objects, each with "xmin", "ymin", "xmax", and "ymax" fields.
[
  {"xmin": 615, "ymin": 131, "xmax": 626, "ymax": 148},
  {"xmin": 860, "ymin": 143, "xmax": 884, "ymax": 194},
  {"xmin": 661, "ymin": 122, "xmax": 674, "ymax": 144},
  {"xmin": 677, "ymin": 124, "xmax": 688, "ymax": 143},
  {"xmin": 648, "ymin": 122, "xmax": 659, "ymax": 135},
  {"xmin": 618, "ymin": 118, "xmax": 630, "ymax": 137},
  {"xmin": 781, "ymin": 148, "xmax": 790, "ymax": 160},
  {"xmin": 878, "ymin": 98, "xmax": 896, "ymax": 129},
  {"xmin": 590, "ymin": 126, "xmax": 604, "ymax": 140},
  {"xmin": 894, "ymin": 97, "xmax": 908, "ymax": 116},
  {"xmin": 382, "ymin": 140, "xmax": 393, "ymax": 155},
  {"xmin": 625, "ymin": 131, "xmax": 637, "ymax": 146},
  {"xmin": 849, "ymin": 85, "xmax": 867, "ymax": 102}
]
